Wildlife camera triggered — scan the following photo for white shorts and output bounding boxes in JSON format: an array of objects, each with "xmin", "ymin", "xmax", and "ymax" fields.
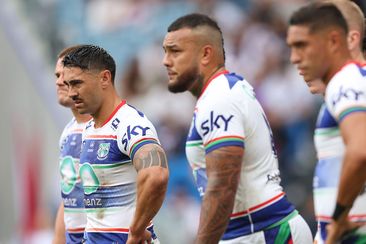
[{"xmin": 219, "ymin": 214, "xmax": 312, "ymax": 244}]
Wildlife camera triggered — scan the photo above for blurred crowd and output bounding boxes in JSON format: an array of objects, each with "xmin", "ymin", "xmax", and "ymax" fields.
[{"xmin": 7, "ymin": 0, "xmax": 348, "ymax": 242}]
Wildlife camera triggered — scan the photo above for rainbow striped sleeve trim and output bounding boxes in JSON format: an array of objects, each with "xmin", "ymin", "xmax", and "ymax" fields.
[
  {"xmin": 204, "ymin": 136, "xmax": 244, "ymax": 154},
  {"xmin": 130, "ymin": 137, "xmax": 159, "ymax": 159},
  {"xmin": 338, "ymin": 106, "xmax": 366, "ymax": 122}
]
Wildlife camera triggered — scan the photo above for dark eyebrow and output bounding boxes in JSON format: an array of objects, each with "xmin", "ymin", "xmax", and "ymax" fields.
[{"xmin": 64, "ymin": 79, "xmax": 82, "ymax": 86}]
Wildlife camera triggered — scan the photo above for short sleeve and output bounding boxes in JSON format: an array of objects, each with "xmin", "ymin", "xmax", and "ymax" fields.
[
  {"xmin": 325, "ymin": 66, "xmax": 366, "ymax": 122},
  {"xmin": 117, "ymin": 110, "xmax": 160, "ymax": 159},
  {"xmin": 195, "ymin": 91, "xmax": 245, "ymax": 154}
]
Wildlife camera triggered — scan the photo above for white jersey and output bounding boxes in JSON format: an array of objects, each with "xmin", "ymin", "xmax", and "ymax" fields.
[
  {"xmin": 186, "ymin": 71, "xmax": 296, "ymax": 240},
  {"xmin": 321, "ymin": 62, "xmax": 366, "ymax": 221},
  {"xmin": 59, "ymin": 118, "xmax": 88, "ymax": 241},
  {"xmin": 80, "ymin": 101, "xmax": 160, "ymax": 243}
]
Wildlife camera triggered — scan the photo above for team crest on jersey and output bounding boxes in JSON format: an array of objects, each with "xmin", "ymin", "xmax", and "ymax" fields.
[{"xmin": 97, "ymin": 143, "xmax": 110, "ymax": 160}]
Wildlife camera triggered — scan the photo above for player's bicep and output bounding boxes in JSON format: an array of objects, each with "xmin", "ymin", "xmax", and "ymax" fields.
[
  {"xmin": 205, "ymin": 146, "xmax": 243, "ymax": 188},
  {"xmin": 340, "ymin": 113, "xmax": 366, "ymax": 157},
  {"xmin": 132, "ymin": 143, "xmax": 168, "ymax": 172}
]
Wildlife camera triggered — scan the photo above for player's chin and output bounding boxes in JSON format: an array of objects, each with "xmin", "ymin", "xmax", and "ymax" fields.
[
  {"xmin": 167, "ymin": 81, "xmax": 186, "ymax": 93},
  {"xmin": 58, "ymin": 97, "xmax": 74, "ymax": 107}
]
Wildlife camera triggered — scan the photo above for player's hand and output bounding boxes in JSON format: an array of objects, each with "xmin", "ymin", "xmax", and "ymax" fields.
[
  {"xmin": 127, "ymin": 229, "xmax": 152, "ymax": 244},
  {"xmin": 325, "ymin": 219, "xmax": 362, "ymax": 244}
]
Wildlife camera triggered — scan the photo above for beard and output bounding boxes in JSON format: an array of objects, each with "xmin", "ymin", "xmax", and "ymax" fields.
[{"xmin": 168, "ymin": 65, "xmax": 200, "ymax": 93}]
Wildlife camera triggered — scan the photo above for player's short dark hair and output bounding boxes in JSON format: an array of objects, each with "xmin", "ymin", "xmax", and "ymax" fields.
[
  {"xmin": 289, "ymin": 2, "xmax": 348, "ymax": 35},
  {"xmin": 63, "ymin": 44, "xmax": 116, "ymax": 83},
  {"xmin": 167, "ymin": 13, "xmax": 225, "ymax": 61},
  {"xmin": 57, "ymin": 45, "xmax": 84, "ymax": 59}
]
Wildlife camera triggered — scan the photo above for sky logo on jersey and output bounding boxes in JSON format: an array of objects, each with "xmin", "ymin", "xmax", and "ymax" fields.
[
  {"xmin": 332, "ymin": 85, "xmax": 364, "ymax": 106},
  {"xmin": 200, "ymin": 111, "xmax": 234, "ymax": 136},
  {"xmin": 122, "ymin": 125, "xmax": 151, "ymax": 150},
  {"xmin": 97, "ymin": 143, "xmax": 110, "ymax": 160}
]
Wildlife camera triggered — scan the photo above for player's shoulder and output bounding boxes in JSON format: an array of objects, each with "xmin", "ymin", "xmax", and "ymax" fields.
[
  {"xmin": 326, "ymin": 63, "xmax": 365, "ymax": 100},
  {"xmin": 200, "ymin": 72, "xmax": 249, "ymax": 105},
  {"xmin": 328, "ymin": 62, "xmax": 366, "ymax": 89}
]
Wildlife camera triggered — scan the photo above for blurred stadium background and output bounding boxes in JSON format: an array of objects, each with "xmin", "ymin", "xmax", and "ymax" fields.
[{"xmin": 1, "ymin": 0, "xmax": 365, "ymax": 243}]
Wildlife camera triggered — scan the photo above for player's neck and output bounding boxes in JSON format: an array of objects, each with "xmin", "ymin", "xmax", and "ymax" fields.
[
  {"xmin": 324, "ymin": 54, "xmax": 352, "ymax": 84},
  {"xmin": 93, "ymin": 92, "xmax": 122, "ymax": 128},
  {"xmin": 193, "ymin": 64, "xmax": 226, "ymax": 97}
]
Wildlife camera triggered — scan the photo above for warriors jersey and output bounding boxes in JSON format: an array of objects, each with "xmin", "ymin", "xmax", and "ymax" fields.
[
  {"xmin": 186, "ymin": 71, "xmax": 296, "ymax": 240},
  {"xmin": 80, "ymin": 100, "xmax": 159, "ymax": 243},
  {"xmin": 316, "ymin": 62, "xmax": 366, "ymax": 242},
  {"xmin": 59, "ymin": 117, "xmax": 88, "ymax": 243}
]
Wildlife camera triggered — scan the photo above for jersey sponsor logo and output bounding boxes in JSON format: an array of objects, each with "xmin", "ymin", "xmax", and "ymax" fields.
[
  {"xmin": 111, "ymin": 118, "xmax": 120, "ymax": 130},
  {"xmin": 60, "ymin": 156, "xmax": 78, "ymax": 194},
  {"xmin": 266, "ymin": 172, "xmax": 281, "ymax": 184},
  {"xmin": 83, "ymin": 198, "xmax": 102, "ymax": 207},
  {"xmin": 332, "ymin": 85, "xmax": 364, "ymax": 106},
  {"xmin": 97, "ymin": 143, "xmax": 110, "ymax": 160},
  {"xmin": 79, "ymin": 163, "xmax": 100, "ymax": 195},
  {"xmin": 63, "ymin": 197, "xmax": 77, "ymax": 207},
  {"xmin": 201, "ymin": 111, "xmax": 234, "ymax": 136},
  {"xmin": 122, "ymin": 125, "xmax": 151, "ymax": 150}
]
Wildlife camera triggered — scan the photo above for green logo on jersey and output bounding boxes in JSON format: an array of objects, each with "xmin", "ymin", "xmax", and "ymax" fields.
[
  {"xmin": 79, "ymin": 163, "xmax": 100, "ymax": 195},
  {"xmin": 60, "ymin": 156, "xmax": 78, "ymax": 194},
  {"xmin": 97, "ymin": 143, "xmax": 110, "ymax": 160}
]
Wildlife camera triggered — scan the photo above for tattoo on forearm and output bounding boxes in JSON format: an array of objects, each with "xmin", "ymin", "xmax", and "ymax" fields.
[
  {"xmin": 196, "ymin": 146, "xmax": 242, "ymax": 243},
  {"xmin": 134, "ymin": 145, "xmax": 168, "ymax": 171}
]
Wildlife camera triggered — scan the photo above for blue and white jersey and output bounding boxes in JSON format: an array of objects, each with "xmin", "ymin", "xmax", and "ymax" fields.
[
  {"xmin": 80, "ymin": 100, "xmax": 160, "ymax": 243},
  {"xmin": 186, "ymin": 71, "xmax": 295, "ymax": 240},
  {"xmin": 59, "ymin": 117, "xmax": 88, "ymax": 243},
  {"xmin": 319, "ymin": 62, "xmax": 366, "ymax": 224}
]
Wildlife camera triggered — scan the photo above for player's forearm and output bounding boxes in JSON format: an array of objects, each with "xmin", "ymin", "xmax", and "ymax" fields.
[
  {"xmin": 130, "ymin": 167, "xmax": 168, "ymax": 235},
  {"xmin": 336, "ymin": 149, "xmax": 366, "ymax": 208},
  {"xmin": 195, "ymin": 183, "xmax": 237, "ymax": 244},
  {"xmin": 195, "ymin": 146, "xmax": 243, "ymax": 243},
  {"xmin": 53, "ymin": 202, "xmax": 66, "ymax": 244}
]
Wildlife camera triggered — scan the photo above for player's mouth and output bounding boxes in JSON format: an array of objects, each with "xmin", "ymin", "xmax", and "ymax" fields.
[{"xmin": 73, "ymin": 99, "xmax": 83, "ymax": 108}]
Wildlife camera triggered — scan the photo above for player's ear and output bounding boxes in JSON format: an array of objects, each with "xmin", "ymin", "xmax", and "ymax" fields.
[
  {"xmin": 347, "ymin": 30, "xmax": 361, "ymax": 52},
  {"xmin": 201, "ymin": 45, "xmax": 213, "ymax": 65},
  {"xmin": 328, "ymin": 30, "xmax": 344, "ymax": 53},
  {"xmin": 100, "ymin": 70, "xmax": 112, "ymax": 88}
]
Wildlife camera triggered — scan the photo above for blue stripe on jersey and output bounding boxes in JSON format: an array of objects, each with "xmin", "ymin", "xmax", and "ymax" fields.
[
  {"xmin": 62, "ymin": 182, "xmax": 85, "ymax": 208},
  {"xmin": 358, "ymin": 65, "xmax": 366, "ymax": 77},
  {"xmin": 225, "ymin": 73, "xmax": 243, "ymax": 89},
  {"xmin": 339, "ymin": 107, "xmax": 366, "ymax": 122},
  {"xmin": 205, "ymin": 140, "xmax": 244, "ymax": 154},
  {"xmin": 313, "ymin": 157, "xmax": 341, "ymax": 188},
  {"xmin": 221, "ymin": 197, "xmax": 295, "ymax": 240},
  {"xmin": 66, "ymin": 232, "xmax": 84, "ymax": 244},
  {"xmin": 60, "ymin": 133, "xmax": 83, "ymax": 158},
  {"xmin": 130, "ymin": 139, "xmax": 159, "ymax": 159},
  {"xmin": 84, "ymin": 226, "xmax": 157, "ymax": 243},
  {"xmin": 187, "ymin": 113, "xmax": 202, "ymax": 141},
  {"xmin": 83, "ymin": 184, "xmax": 136, "ymax": 209},
  {"xmin": 82, "ymin": 139, "xmax": 130, "ymax": 164},
  {"xmin": 316, "ymin": 104, "xmax": 338, "ymax": 129}
]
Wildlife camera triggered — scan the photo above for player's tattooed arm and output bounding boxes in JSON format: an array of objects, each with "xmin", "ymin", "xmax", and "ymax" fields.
[
  {"xmin": 128, "ymin": 143, "xmax": 169, "ymax": 243},
  {"xmin": 133, "ymin": 143, "xmax": 168, "ymax": 171},
  {"xmin": 195, "ymin": 146, "xmax": 243, "ymax": 244}
]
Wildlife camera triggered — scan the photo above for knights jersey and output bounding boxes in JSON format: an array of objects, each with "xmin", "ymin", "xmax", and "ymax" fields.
[
  {"xmin": 317, "ymin": 62, "xmax": 366, "ymax": 223},
  {"xmin": 80, "ymin": 100, "xmax": 160, "ymax": 243},
  {"xmin": 59, "ymin": 117, "xmax": 88, "ymax": 243},
  {"xmin": 186, "ymin": 71, "xmax": 295, "ymax": 240}
]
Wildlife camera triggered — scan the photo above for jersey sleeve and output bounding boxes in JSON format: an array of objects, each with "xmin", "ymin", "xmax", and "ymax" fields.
[
  {"xmin": 196, "ymin": 90, "xmax": 245, "ymax": 154},
  {"xmin": 117, "ymin": 110, "xmax": 160, "ymax": 159},
  {"xmin": 325, "ymin": 67, "xmax": 366, "ymax": 122}
]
